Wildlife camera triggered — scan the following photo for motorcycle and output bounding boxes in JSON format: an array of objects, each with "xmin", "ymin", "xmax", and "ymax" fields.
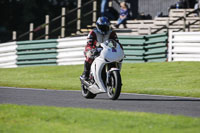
[{"xmin": 80, "ymin": 40, "xmax": 124, "ymax": 100}]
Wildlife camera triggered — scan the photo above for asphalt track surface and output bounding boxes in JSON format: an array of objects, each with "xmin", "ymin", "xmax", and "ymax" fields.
[{"xmin": 0, "ymin": 87, "xmax": 200, "ymax": 117}]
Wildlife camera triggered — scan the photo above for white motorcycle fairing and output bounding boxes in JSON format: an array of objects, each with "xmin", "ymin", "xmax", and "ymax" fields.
[{"xmin": 87, "ymin": 41, "xmax": 124, "ymax": 94}]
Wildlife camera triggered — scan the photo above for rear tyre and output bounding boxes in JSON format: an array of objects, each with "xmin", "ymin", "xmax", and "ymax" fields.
[
  {"xmin": 81, "ymin": 84, "xmax": 96, "ymax": 99},
  {"xmin": 107, "ymin": 70, "xmax": 122, "ymax": 100}
]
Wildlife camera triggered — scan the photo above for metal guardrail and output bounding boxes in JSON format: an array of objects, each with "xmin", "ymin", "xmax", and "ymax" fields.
[
  {"xmin": 1, "ymin": 33, "xmax": 168, "ymax": 68},
  {"xmin": 119, "ymin": 33, "xmax": 168, "ymax": 63},
  {"xmin": 168, "ymin": 31, "xmax": 200, "ymax": 62}
]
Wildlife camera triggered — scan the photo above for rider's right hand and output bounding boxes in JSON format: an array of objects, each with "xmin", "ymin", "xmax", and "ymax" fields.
[{"xmin": 92, "ymin": 49, "xmax": 99, "ymax": 56}]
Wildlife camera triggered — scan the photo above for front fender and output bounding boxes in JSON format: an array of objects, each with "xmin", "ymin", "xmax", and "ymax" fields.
[
  {"xmin": 106, "ymin": 68, "xmax": 120, "ymax": 86},
  {"xmin": 109, "ymin": 68, "xmax": 120, "ymax": 71}
]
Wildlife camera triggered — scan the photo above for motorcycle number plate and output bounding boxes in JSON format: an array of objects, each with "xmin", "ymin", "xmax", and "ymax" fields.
[{"xmin": 112, "ymin": 48, "xmax": 117, "ymax": 52}]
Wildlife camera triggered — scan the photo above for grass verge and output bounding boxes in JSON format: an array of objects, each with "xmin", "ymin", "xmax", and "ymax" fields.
[
  {"xmin": 0, "ymin": 104, "xmax": 200, "ymax": 133},
  {"xmin": 0, "ymin": 62, "xmax": 200, "ymax": 97}
]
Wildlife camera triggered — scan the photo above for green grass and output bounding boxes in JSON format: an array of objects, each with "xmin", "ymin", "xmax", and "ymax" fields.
[
  {"xmin": 0, "ymin": 104, "xmax": 200, "ymax": 133},
  {"xmin": 0, "ymin": 62, "xmax": 200, "ymax": 97},
  {"xmin": 122, "ymin": 62, "xmax": 200, "ymax": 97}
]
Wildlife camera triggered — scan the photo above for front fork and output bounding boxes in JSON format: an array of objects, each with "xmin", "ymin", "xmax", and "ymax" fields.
[{"xmin": 106, "ymin": 63, "xmax": 121, "ymax": 86}]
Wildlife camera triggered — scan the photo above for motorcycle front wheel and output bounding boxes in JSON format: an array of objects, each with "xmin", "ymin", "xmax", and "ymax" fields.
[
  {"xmin": 107, "ymin": 70, "xmax": 122, "ymax": 100},
  {"xmin": 81, "ymin": 84, "xmax": 97, "ymax": 99}
]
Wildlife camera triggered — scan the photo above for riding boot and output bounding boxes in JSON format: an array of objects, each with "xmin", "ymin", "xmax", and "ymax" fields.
[{"xmin": 81, "ymin": 61, "xmax": 91, "ymax": 80}]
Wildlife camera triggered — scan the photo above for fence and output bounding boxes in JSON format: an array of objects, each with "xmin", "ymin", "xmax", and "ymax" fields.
[
  {"xmin": 0, "ymin": 37, "xmax": 87, "ymax": 68},
  {"xmin": 16, "ymin": 39, "xmax": 58, "ymax": 67},
  {"xmin": 57, "ymin": 37, "xmax": 86, "ymax": 65},
  {"xmin": 120, "ymin": 33, "xmax": 168, "ymax": 63},
  {"xmin": 3, "ymin": 31, "xmax": 200, "ymax": 68},
  {"xmin": 168, "ymin": 31, "xmax": 200, "ymax": 61},
  {"xmin": 111, "ymin": 9, "xmax": 200, "ymax": 36},
  {"xmin": 0, "ymin": 33, "xmax": 168, "ymax": 68},
  {"xmin": 12, "ymin": 0, "xmax": 97, "ymax": 42},
  {"xmin": 16, "ymin": 37, "xmax": 87, "ymax": 67},
  {"xmin": 153, "ymin": 9, "xmax": 200, "ymax": 34},
  {"xmin": 0, "ymin": 42, "xmax": 17, "ymax": 68}
]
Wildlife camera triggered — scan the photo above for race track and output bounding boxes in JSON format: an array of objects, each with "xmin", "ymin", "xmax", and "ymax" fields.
[{"xmin": 0, "ymin": 87, "xmax": 200, "ymax": 117}]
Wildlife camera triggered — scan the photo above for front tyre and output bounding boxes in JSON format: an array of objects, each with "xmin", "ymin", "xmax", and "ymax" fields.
[
  {"xmin": 107, "ymin": 70, "xmax": 122, "ymax": 100},
  {"xmin": 81, "ymin": 84, "xmax": 96, "ymax": 99}
]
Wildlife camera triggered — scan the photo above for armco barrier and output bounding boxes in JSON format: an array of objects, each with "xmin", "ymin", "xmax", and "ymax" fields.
[
  {"xmin": 0, "ymin": 42, "xmax": 17, "ymax": 68},
  {"xmin": 16, "ymin": 39, "xmax": 58, "ymax": 67},
  {"xmin": 57, "ymin": 37, "xmax": 86, "ymax": 65},
  {"xmin": 0, "ymin": 33, "xmax": 168, "ymax": 68},
  {"xmin": 119, "ymin": 35, "xmax": 145, "ymax": 63},
  {"xmin": 168, "ymin": 31, "xmax": 200, "ymax": 61},
  {"xmin": 144, "ymin": 33, "xmax": 168, "ymax": 62},
  {"xmin": 119, "ymin": 32, "xmax": 168, "ymax": 63}
]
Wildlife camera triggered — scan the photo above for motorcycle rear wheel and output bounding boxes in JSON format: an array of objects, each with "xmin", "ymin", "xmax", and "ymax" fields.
[
  {"xmin": 81, "ymin": 84, "xmax": 97, "ymax": 99},
  {"xmin": 107, "ymin": 70, "xmax": 122, "ymax": 100}
]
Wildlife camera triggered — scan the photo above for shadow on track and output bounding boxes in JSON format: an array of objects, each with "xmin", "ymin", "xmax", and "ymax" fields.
[{"xmin": 118, "ymin": 98, "xmax": 200, "ymax": 101}]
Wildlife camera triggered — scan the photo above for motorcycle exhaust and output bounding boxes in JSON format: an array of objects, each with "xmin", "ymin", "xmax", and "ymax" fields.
[{"xmin": 80, "ymin": 77, "xmax": 90, "ymax": 88}]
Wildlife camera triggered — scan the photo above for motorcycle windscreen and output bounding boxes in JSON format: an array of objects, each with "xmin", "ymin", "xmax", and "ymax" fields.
[{"xmin": 100, "ymin": 43, "xmax": 124, "ymax": 62}]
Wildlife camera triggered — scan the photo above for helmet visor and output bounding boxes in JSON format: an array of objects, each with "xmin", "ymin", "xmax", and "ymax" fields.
[{"xmin": 98, "ymin": 24, "xmax": 109, "ymax": 33}]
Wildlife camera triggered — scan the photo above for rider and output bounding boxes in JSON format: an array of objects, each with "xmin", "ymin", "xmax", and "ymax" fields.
[{"xmin": 81, "ymin": 16, "xmax": 122, "ymax": 80}]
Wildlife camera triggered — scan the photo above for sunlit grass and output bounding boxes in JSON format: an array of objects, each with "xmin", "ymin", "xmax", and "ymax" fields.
[
  {"xmin": 0, "ymin": 62, "xmax": 200, "ymax": 97},
  {"xmin": 0, "ymin": 104, "xmax": 200, "ymax": 133}
]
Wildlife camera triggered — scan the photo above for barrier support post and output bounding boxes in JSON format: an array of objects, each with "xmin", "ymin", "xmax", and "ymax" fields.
[
  {"xmin": 183, "ymin": 9, "xmax": 186, "ymax": 31},
  {"xmin": 45, "ymin": 15, "xmax": 50, "ymax": 40},
  {"xmin": 77, "ymin": 0, "xmax": 81, "ymax": 34},
  {"xmin": 148, "ymin": 27, "xmax": 151, "ymax": 35},
  {"xmin": 29, "ymin": 23, "xmax": 34, "ymax": 40},
  {"xmin": 61, "ymin": 8, "xmax": 66, "ymax": 38},
  {"xmin": 168, "ymin": 30, "xmax": 173, "ymax": 62},
  {"xmin": 166, "ymin": 18, "xmax": 169, "ymax": 32},
  {"xmin": 92, "ymin": 0, "xmax": 97, "ymax": 26},
  {"xmin": 12, "ymin": 31, "xmax": 17, "ymax": 41}
]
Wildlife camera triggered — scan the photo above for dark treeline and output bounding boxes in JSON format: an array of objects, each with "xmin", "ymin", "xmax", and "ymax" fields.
[{"xmin": 0, "ymin": 0, "xmax": 76, "ymax": 43}]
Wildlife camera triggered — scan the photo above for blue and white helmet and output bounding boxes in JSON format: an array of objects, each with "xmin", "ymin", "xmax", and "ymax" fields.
[{"xmin": 96, "ymin": 17, "xmax": 110, "ymax": 35}]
